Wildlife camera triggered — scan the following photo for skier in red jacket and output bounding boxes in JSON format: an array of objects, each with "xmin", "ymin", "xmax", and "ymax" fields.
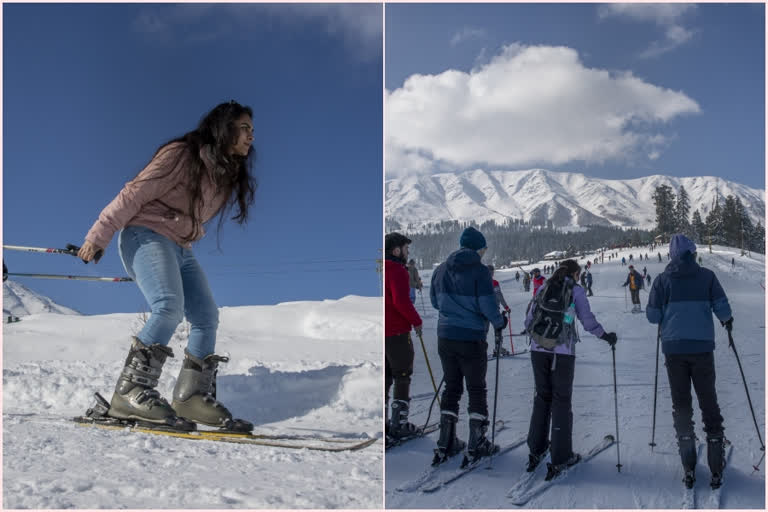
[
  {"xmin": 385, "ymin": 232, "xmax": 423, "ymax": 441},
  {"xmin": 532, "ymin": 268, "xmax": 546, "ymax": 296}
]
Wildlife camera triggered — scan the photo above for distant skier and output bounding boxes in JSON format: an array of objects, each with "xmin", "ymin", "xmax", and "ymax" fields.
[
  {"xmin": 629, "ymin": 254, "xmax": 633, "ymax": 262},
  {"xmin": 523, "ymin": 272, "xmax": 531, "ymax": 292},
  {"xmin": 532, "ymin": 268, "xmax": 546, "ymax": 296},
  {"xmin": 646, "ymin": 273, "xmax": 652, "ymax": 287},
  {"xmin": 646, "ymin": 234, "xmax": 732, "ymax": 489},
  {"xmin": 731, "ymin": 257, "xmax": 735, "ymax": 269},
  {"xmin": 406, "ymin": 259, "xmax": 422, "ymax": 304},
  {"xmin": 621, "ymin": 256, "xmax": 626, "ymax": 266},
  {"xmin": 430, "ymin": 227, "xmax": 507, "ymax": 463},
  {"xmin": 515, "ymin": 271, "xmax": 520, "ymax": 282},
  {"xmin": 622, "ymin": 265, "xmax": 644, "ymax": 313},
  {"xmin": 643, "ymin": 266, "xmax": 648, "ymax": 278},
  {"xmin": 385, "ymin": 233, "xmax": 423, "ymax": 441},
  {"xmin": 584, "ymin": 269, "xmax": 593, "ymax": 296},
  {"xmin": 489, "ymin": 265, "xmax": 511, "ymax": 357},
  {"xmin": 78, "ymin": 101, "xmax": 256, "ymax": 431},
  {"xmin": 524, "ymin": 260, "xmax": 617, "ymax": 479}
]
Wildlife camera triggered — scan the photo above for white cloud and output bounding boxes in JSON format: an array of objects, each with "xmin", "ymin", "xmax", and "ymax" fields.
[
  {"xmin": 386, "ymin": 44, "xmax": 700, "ymax": 178},
  {"xmin": 450, "ymin": 27, "xmax": 487, "ymax": 47},
  {"xmin": 598, "ymin": 4, "xmax": 696, "ymax": 58}
]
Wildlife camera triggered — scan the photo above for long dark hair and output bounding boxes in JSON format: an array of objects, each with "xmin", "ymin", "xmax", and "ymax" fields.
[
  {"xmin": 135, "ymin": 100, "xmax": 257, "ymax": 243},
  {"xmin": 551, "ymin": 259, "xmax": 581, "ymax": 286}
]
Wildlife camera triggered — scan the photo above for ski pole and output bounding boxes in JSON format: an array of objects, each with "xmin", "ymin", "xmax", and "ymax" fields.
[
  {"xmin": 3, "ymin": 243, "xmax": 103, "ymax": 263},
  {"xmin": 507, "ymin": 312, "xmax": 515, "ymax": 354},
  {"xmin": 6, "ymin": 272, "xmax": 132, "ymax": 282},
  {"xmin": 422, "ymin": 376, "xmax": 444, "ymax": 431},
  {"xmin": 489, "ymin": 316, "xmax": 506, "ymax": 468},
  {"xmin": 612, "ymin": 343, "xmax": 622, "ymax": 472},
  {"xmin": 624, "ymin": 286, "xmax": 628, "ymax": 311},
  {"xmin": 726, "ymin": 327, "xmax": 765, "ymax": 470},
  {"xmin": 649, "ymin": 324, "xmax": 660, "ymax": 451},
  {"xmin": 417, "ymin": 331, "xmax": 440, "ymax": 406}
]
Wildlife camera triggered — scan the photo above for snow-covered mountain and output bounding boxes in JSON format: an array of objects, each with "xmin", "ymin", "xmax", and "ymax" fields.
[
  {"xmin": 3, "ymin": 279, "xmax": 80, "ymax": 317},
  {"xmin": 386, "ymin": 169, "xmax": 765, "ymax": 231}
]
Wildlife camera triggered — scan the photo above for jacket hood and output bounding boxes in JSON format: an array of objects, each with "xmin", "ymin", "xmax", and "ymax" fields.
[
  {"xmin": 447, "ymin": 248, "xmax": 482, "ymax": 270},
  {"xmin": 665, "ymin": 256, "xmax": 699, "ymax": 277},
  {"xmin": 669, "ymin": 234, "xmax": 697, "ymax": 261}
]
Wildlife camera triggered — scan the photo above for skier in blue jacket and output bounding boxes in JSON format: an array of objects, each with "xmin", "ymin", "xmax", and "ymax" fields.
[
  {"xmin": 646, "ymin": 234, "xmax": 733, "ymax": 488},
  {"xmin": 430, "ymin": 227, "xmax": 507, "ymax": 463}
]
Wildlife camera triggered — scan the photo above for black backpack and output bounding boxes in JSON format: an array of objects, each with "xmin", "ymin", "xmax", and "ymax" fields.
[{"xmin": 527, "ymin": 279, "xmax": 575, "ymax": 350}]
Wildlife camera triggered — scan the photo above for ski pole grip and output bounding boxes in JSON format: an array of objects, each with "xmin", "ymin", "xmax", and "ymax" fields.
[{"xmin": 67, "ymin": 243, "xmax": 103, "ymax": 264}]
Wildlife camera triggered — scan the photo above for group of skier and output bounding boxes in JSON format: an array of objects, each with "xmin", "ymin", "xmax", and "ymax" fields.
[{"xmin": 385, "ymin": 228, "xmax": 736, "ymax": 490}]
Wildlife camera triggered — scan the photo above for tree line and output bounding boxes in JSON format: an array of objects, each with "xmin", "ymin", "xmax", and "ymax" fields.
[{"xmin": 652, "ymin": 184, "xmax": 764, "ymax": 254}]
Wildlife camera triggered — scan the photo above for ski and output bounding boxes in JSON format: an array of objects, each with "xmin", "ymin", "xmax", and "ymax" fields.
[
  {"xmin": 395, "ymin": 420, "xmax": 507, "ymax": 493},
  {"xmin": 505, "ymin": 448, "xmax": 550, "ymax": 499},
  {"xmin": 386, "ymin": 422, "xmax": 440, "ymax": 451},
  {"xmin": 702, "ymin": 440, "xmax": 733, "ymax": 510},
  {"xmin": 420, "ymin": 433, "xmax": 527, "ymax": 493},
  {"xmin": 72, "ymin": 416, "xmax": 377, "ymax": 451},
  {"xmin": 681, "ymin": 443, "xmax": 705, "ymax": 509},
  {"xmin": 487, "ymin": 350, "xmax": 529, "ymax": 361},
  {"xmin": 508, "ymin": 435, "xmax": 615, "ymax": 506}
]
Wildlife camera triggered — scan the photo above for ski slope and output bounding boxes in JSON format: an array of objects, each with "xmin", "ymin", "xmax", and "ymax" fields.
[
  {"xmin": 3, "ymin": 295, "xmax": 383, "ymax": 508},
  {"xmin": 386, "ymin": 245, "xmax": 765, "ymax": 509}
]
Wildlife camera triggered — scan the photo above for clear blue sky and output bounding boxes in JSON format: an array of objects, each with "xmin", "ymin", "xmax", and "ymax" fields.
[
  {"xmin": 3, "ymin": 3, "xmax": 383, "ymax": 315},
  {"xmin": 386, "ymin": 3, "xmax": 764, "ymax": 190}
]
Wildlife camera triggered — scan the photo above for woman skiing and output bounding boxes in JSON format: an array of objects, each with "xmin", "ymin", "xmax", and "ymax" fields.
[
  {"xmin": 524, "ymin": 260, "xmax": 617, "ymax": 479},
  {"xmin": 78, "ymin": 101, "xmax": 256, "ymax": 431}
]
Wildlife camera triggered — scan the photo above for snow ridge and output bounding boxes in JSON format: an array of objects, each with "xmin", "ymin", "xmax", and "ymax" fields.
[{"xmin": 386, "ymin": 169, "xmax": 765, "ymax": 231}]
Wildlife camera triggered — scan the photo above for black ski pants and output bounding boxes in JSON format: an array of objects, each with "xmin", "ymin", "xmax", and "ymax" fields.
[
  {"xmin": 587, "ymin": 283, "xmax": 593, "ymax": 296},
  {"xmin": 527, "ymin": 350, "xmax": 576, "ymax": 466},
  {"xmin": 385, "ymin": 333, "xmax": 414, "ymax": 403},
  {"xmin": 665, "ymin": 352, "xmax": 724, "ymax": 439},
  {"xmin": 437, "ymin": 337, "xmax": 488, "ymax": 417},
  {"xmin": 630, "ymin": 288, "xmax": 640, "ymax": 305}
]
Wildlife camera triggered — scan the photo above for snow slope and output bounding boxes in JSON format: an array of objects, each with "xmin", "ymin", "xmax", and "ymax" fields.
[
  {"xmin": 3, "ymin": 295, "xmax": 383, "ymax": 508},
  {"xmin": 386, "ymin": 245, "xmax": 765, "ymax": 509},
  {"xmin": 385, "ymin": 169, "xmax": 765, "ymax": 231},
  {"xmin": 3, "ymin": 279, "xmax": 80, "ymax": 317}
]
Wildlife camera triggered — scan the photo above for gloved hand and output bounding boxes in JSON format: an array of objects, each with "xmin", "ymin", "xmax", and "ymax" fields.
[
  {"xmin": 498, "ymin": 315, "xmax": 508, "ymax": 331},
  {"xmin": 504, "ymin": 305, "xmax": 511, "ymax": 313},
  {"xmin": 600, "ymin": 332, "xmax": 618, "ymax": 346},
  {"xmin": 721, "ymin": 317, "xmax": 733, "ymax": 332},
  {"xmin": 414, "ymin": 324, "xmax": 423, "ymax": 337}
]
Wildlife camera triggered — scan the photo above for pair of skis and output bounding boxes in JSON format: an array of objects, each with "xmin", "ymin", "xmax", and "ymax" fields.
[
  {"xmin": 396, "ymin": 421, "xmax": 525, "ymax": 493},
  {"xmin": 682, "ymin": 441, "xmax": 734, "ymax": 509}
]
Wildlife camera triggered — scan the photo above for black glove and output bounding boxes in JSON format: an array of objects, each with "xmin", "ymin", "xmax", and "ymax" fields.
[
  {"xmin": 600, "ymin": 332, "xmax": 618, "ymax": 346},
  {"xmin": 500, "ymin": 315, "xmax": 509, "ymax": 331},
  {"xmin": 721, "ymin": 317, "xmax": 733, "ymax": 332}
]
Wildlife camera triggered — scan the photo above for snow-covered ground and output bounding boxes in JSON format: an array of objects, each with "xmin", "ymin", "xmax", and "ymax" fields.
[
  {"xmin": 386, "ymin": 245, "xmax": 765, "ymax": 509},
  {"xmin": 3, "ymin": 295, "xmax": 383, "ymax": 508}
]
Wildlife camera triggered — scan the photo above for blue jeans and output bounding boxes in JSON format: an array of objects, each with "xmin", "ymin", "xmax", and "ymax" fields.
[
  {"xmin": 119, "ymin": 226, "xmax": 218, "ymax": 359},
  {"xmin": 410, "ymin": 288, "xmax": 416, "ymax": 303}
]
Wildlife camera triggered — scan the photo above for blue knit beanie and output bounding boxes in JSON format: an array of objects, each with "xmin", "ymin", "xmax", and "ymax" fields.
[
  {"xmin": 669, "ymin": 234, "xmax": 697, "ymax": 260},
  {"xmin": 459, "ymin": 227, "xmax": 487, "ymax": 251}
]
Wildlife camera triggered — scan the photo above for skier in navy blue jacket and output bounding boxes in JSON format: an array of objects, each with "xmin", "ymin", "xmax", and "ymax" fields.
[
  {"xmin": 431, "ymin": 227, "xmax": 507, "ymax": 463},
  {"xmin": 646, "ymin": 234, "xmax": 733, "ymax": 488}
]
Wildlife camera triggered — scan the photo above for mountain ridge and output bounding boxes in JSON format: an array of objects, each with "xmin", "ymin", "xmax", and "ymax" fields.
[{"xmin": 386, "ymin": 169, "xmax": 765, "ymax": 231}]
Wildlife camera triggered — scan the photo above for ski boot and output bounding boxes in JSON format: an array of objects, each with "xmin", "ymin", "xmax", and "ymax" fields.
[
  {"xmin": 678, "ymin": 434, "xmax": 698, "ymax": 489},
  {"xmin": 545, "ymin": 452, "xmax": 581, "ymax": 481},
  {"xmin": 707, "ymin": 435, "xmax": 727, "ymax": 489},
  {"xmin": 462, "ymin": 414, "xmax": 499, "ymax": 467},
  {"xmin": 389, "ymin": 399, "xmax": 418, "ymax": 439},
  {"xmin": 433, "ymin": 411, "xmax": 465, "ymax": 466},
  {"xmin": 527, "ymin": 442, "xmax": 550, "ymax": 472},
  {"xmin": 108, "ymin": 337, "xmax": 195, "ymax": 430},
  {"xmin": 171, "ymin": 350, "xmax": 253, "ymax": 432}
]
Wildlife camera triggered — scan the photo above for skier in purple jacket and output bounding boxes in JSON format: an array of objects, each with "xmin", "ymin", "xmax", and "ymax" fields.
[{"xmin": 523, "ymin": 259, "xmax": 617, "ymax": 478}]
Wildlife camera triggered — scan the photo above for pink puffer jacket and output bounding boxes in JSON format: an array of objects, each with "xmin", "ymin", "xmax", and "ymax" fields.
[{"xmin": 85, "ymin": 142, "xmax": 229, "ymax": 249}]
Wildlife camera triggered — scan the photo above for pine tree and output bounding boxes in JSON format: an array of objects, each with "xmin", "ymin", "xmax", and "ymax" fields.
[
  {"xmin": 675, "ymin": 185, "xmax": 691, "ymax": 235},
  {"xmin": 751, "ymin": 221, "xmax": 765, "ymax": 254},
  {"xmin": 652, "ymin": 184, "xmax": 676, "ymax": 237},
  {"xmin": 705, "ymin": 197, "xmax": 724, "ymax": 251},
  {"xmin": 691, "ymin": 209, "xmax": 706, "ymax": 244}
]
